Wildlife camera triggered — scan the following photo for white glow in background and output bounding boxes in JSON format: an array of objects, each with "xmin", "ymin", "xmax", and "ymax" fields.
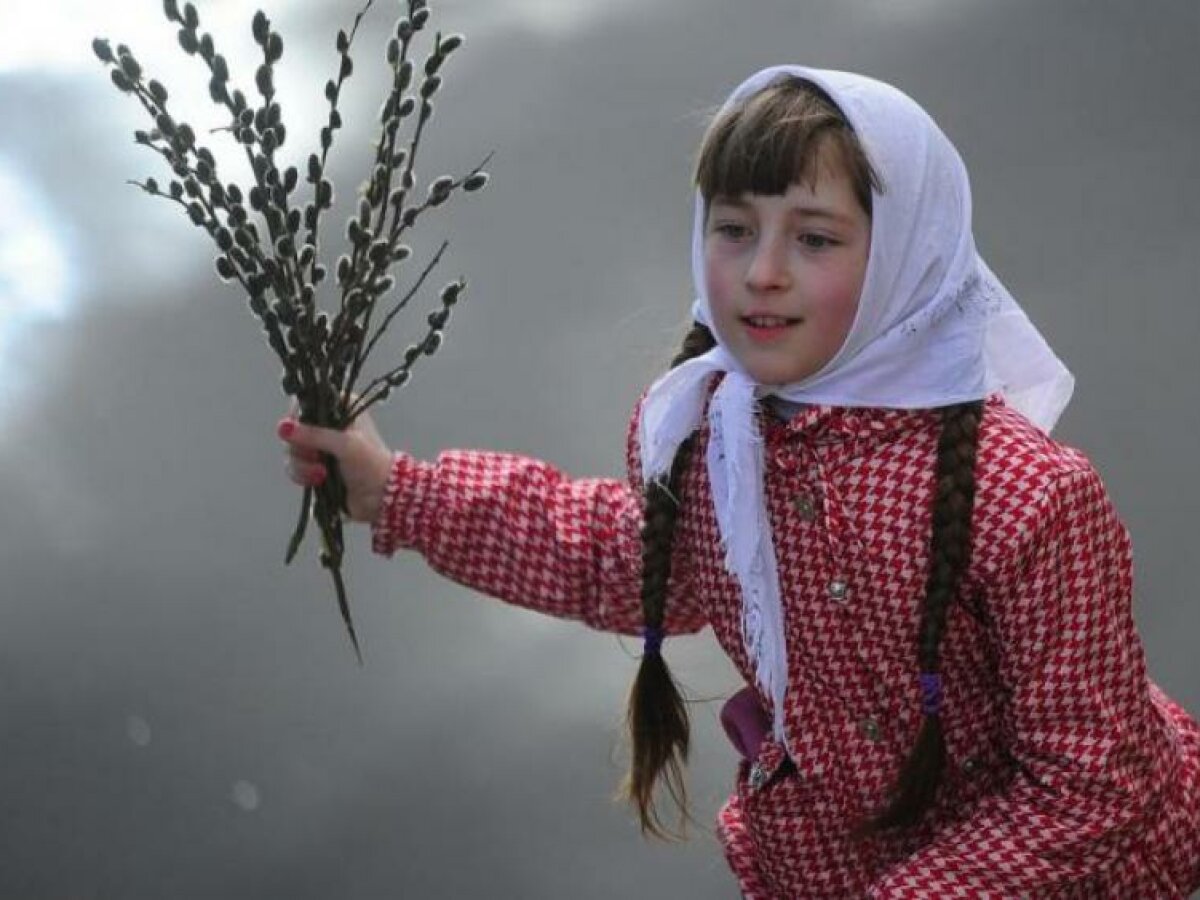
[{"xmin": 0, "ymin": 160, "xmax": 72, "ymax": 418}]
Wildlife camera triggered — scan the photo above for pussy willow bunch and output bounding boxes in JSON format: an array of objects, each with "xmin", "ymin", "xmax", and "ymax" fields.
[{"xmin": 94, "ymin": 0, "xmax": 490, "ymax": 661}]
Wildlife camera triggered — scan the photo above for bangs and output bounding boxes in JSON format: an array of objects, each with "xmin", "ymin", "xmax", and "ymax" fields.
[{"xmin": 695, "ymin": 76, "xmax": 879, "ymax": 214}]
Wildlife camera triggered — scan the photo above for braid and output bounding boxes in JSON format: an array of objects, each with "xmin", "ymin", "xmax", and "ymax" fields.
[
  {"xmin": 624, "ymin": 321, "xmax": 716, "ymax": 838},
  {"xmin": 858, "ymin": 399, "xmax": 984, "ymax": 835}
]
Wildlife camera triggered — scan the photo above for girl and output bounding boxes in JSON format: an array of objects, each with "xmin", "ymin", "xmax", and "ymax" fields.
[{"xmin": 277, "ymin": 66, "xmax": 1200, "ymax": 897}]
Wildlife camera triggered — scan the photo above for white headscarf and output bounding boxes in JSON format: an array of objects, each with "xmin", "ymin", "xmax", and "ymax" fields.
[{"xmin": 639, "ymin": 66, "xmax": 1074, "ymax": 746}]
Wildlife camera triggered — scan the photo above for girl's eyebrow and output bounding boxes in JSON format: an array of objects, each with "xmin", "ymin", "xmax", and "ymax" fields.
[{"xmin": 710, "ymin": 196, "xmax": 856, "ymax": 226}]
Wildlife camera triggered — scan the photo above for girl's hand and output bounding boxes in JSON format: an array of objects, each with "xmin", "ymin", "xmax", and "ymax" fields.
[{"xmin": 276, "ymin": 403, "xmax": 395, "ymax": 525}]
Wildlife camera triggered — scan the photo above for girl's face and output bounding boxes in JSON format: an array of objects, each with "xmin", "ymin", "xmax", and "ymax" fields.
[{"xmin": 703, "ymin": 155, "xmax": 870, "ymax": 387}]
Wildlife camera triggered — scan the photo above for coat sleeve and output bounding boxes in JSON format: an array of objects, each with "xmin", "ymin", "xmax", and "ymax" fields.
[
  {"xmin": 369, "ymin": 402, "xmax": 707, "ymax": 637},
  {"xmin": 869, "ymin": 465, "xmax": 1173, "ymax": 898}
]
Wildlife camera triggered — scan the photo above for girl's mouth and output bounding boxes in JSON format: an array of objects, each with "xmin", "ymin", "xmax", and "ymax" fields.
[{"xmin": 741, "ymin": 315, "xmax": 800, "ymax": 340}]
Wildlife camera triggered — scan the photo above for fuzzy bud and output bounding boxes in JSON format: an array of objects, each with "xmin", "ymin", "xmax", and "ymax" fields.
[
  {"xmin": 287, "ymin": 208, "xmax": 301, "ymax": 234},
  {"xmin": 92, "ymin": 38, "xmax": 114, "ymax": 63},
  {"xmin": 199, "ymin": 33, "xmax": 214, "ymax": 60},
  {"xmin": 340, "ymin": 55, "xmax": 353, "ymax": 80},
  {"xmin": 215, "ymin": 256, "xmax": 236, "ymax": 281},
  {"xmin": 178, "ymin": 27, "xmax": 199, "ymax": 55},
  {"xmin": 412, "ymin": 8, "xmax": 430, "ymax": 29},
  {"xmin": 298, "ymin": 244, "xmax": 316, "ymax": 267},
  {"xmin": 337, "ymin": 254, "xmax": 352, "ymax": 284},
  {"xmin": 256, "ymin": 63, "xmax": 273, "ymax": 97},
  {"xmin": 324, "ymin": 79, "xmax": 338, "ymax": 102},
  {"xmin": 397, "ymin": 96, "xmax": 416, "ymax": 118},
  {"xmin": 252, "ymin": 10, "xmax": 270, "ymax": 44},
  {"xmin": 114, "ymin": 54, "xmax": 138, "ymax": 85},
  {"xmin": 163, "ymin": 0, "xmax": 181, "ymax": 22},
  {"xmin": 317, "ymin": 179, "xmax": 333, "ymax": 208},
  {"xmin": 440, "ymin": 34, "xmax": 464, "ymax": 54},
  {"xmin": 387, "ymin": 370, "xmax": 411, "ymax": 389},
  {"xmin": 169, "ymin": 180, "xmax": 184, "ymax": 200},
  {"xmin": 111, "ymin": 70, "xmax": 133, "ymax": 93},
  {"xmin": 441, "ymin": 280, "xmax": 464, "ymax": 306},
  {"xmin": 183, "ymin": 2, "xmax": 199, "ymax": 30},
  {"xmin": 463, "ymin": 171, "xmax": 489, "ymax": 192},
  {"xmin": 275, "ymin": 236, "xmax": 294, "ymax": 257},
  {"xmin": 145, "ymin": 177, "xmax": 160, "ymax": 194},
  {"xmin": 215, "ymin": 227, "xmax": 234, "ymax": 252},
  {"xmin": 403, "ymin": 344, "xmax": 422, "ymax": 365},
  {"xmin": 420, "ymin": 75, "xmax": 441, "ymax": 99},
  {"xmin": 313, "ymin": 264, "xmax": 327, "ymax": 284},
  {"xmin": 397, "ymin": 60, "xmax": 413, "ymax": 91},
  {"xmin": 187, "ymin": 202, "xmax": 205, "ymax": 225},
  {"xmin": 427, "ymin": 308, "xmax": 449, "ymax": 329},
  {"xmin": 423, "ymin": 54, "xmax": 443, "ymax": 77},
  {"xmin": 423, "ymin": 330, "xmax": 442, "ymax": 355},
  {"xmin": 267, "ymin": 33, "xmax": 284, "ymax": 63},
  {"xmin": 368, "ymin": 240, "xmax": 391, "ymax": 267},
  {"xmin": 392, "ymin": 245, "xmax": 412, "ymax": 262},
  {"xmin": 336, "ymin": 29, "xmax": 350, "ymax": 54},
  {"xmin": 307, "ymin": 153, "xmax": 321, "ymax": 184},
  {"xmin": 283, "ymin": 166, "xmax": 299, "ymax": 194},
  {"xmin": 396, "ymin": 19, "xmax": 413, "ymax": 42}
]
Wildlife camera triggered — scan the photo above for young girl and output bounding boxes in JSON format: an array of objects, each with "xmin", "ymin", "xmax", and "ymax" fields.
[{"xmin": 276, "ymin": 65, "xmax": 1200, "ymax": 897}]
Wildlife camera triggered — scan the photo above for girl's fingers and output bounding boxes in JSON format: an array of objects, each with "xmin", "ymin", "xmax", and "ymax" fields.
[
  {"xmin": 287, "ymin": 444, "xmax": 321, "ymax": 464},
  {"xmin": 277, "ymin": 417, "xmax": 343, "ymax": 457},
  {"xmin": 286, "ymin": 458, "xmax": 327, "ymax": 486}
]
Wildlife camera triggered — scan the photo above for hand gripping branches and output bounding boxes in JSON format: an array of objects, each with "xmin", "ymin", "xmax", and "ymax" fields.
[{"xmin": 94, "ymin": 0, "xmax": 490, "ymax": 662}]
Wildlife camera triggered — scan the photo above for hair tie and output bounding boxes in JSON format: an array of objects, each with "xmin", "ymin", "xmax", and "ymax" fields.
[
  {"xmin": 918, "ymin": 672, "xmax": 943, "ymax": 716},
  {"xmin": 643, "ymin": 625, "xmax": 665, "ymax": 656}
]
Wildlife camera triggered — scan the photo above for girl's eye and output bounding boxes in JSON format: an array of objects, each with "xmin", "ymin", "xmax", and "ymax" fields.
[
  {"xmin": 712, "ymin": 221, "xmax": 750, "ymax": 240},
  {"xmin": 798, "ymin": 233, "xmax": 836, "ymax": 250}
]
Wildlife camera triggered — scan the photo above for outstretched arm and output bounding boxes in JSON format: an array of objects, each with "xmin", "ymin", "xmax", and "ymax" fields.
[{"xmin": 368, "ymin": 404, "xmax": 707, "ymax": 637}]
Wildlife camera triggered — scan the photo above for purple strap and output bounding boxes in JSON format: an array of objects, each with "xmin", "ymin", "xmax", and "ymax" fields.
[
  {"xmin": 720, "ymin": 686, "xmax": 772, "ymax": 761},
  {"xmin": 642, "ymin": 625, "xmax": 664, "ymax": 656},
  {"xmin": 919, "ymin": 672, "xmax": 943, "ymax": 716}
]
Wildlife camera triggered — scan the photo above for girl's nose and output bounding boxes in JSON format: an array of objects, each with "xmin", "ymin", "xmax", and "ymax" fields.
[{"xmin": 745, "ymin": 237, "xmax": 791, "ymax": 291}]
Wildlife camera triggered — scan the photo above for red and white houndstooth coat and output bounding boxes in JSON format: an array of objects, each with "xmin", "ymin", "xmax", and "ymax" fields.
[{"xmin": 371, "ymin": 390, "xmax": 1200, "ymax": 898}]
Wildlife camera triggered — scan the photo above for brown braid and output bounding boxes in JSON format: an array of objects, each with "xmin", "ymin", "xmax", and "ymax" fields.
[
  {"xmin": 858, "ymin": 400, "xmax": 985, "ymax": 835},
  {"xmin": 623, "ymin": 321, "xmax": 716, "ymax": 839}
]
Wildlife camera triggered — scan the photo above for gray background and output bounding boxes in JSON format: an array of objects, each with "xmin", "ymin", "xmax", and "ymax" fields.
[{"xmin": 1, "ymin": 0, "xmax": 1197, "ymax": 897}]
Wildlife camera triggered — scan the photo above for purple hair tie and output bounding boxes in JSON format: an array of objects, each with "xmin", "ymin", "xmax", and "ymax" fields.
[
  {"xmin": 918, "ymin": 672, "xmax": 943, "ymax": 716},
  {"xmin": 643, "ymin": 625, "xmax": 664, "ymax": 656}
]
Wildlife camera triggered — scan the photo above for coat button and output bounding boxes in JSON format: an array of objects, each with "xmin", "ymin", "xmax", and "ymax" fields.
[
  {"xmin": 793, "ymin": 492, "xmax": 817, "ymax": 522},
  {"xmin": 962, "ymin": 756, "xmax": 980, "ymax": 775},
  {"xmin": 748, "ymin": 761, "xmax": 768, "ymax": 791},
  {"xmin": 828, "ymin": 578, "xmax": 848, "ymax": 602},
  {"xmin": 859, "ymin": 717, "xmax": 882, "ymax": 743}
]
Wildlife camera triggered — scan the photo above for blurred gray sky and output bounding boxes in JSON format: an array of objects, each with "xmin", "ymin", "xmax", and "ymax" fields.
[{"xmin": 1, "ymin": 1, "xmax": 1197, "ymax": 897}]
